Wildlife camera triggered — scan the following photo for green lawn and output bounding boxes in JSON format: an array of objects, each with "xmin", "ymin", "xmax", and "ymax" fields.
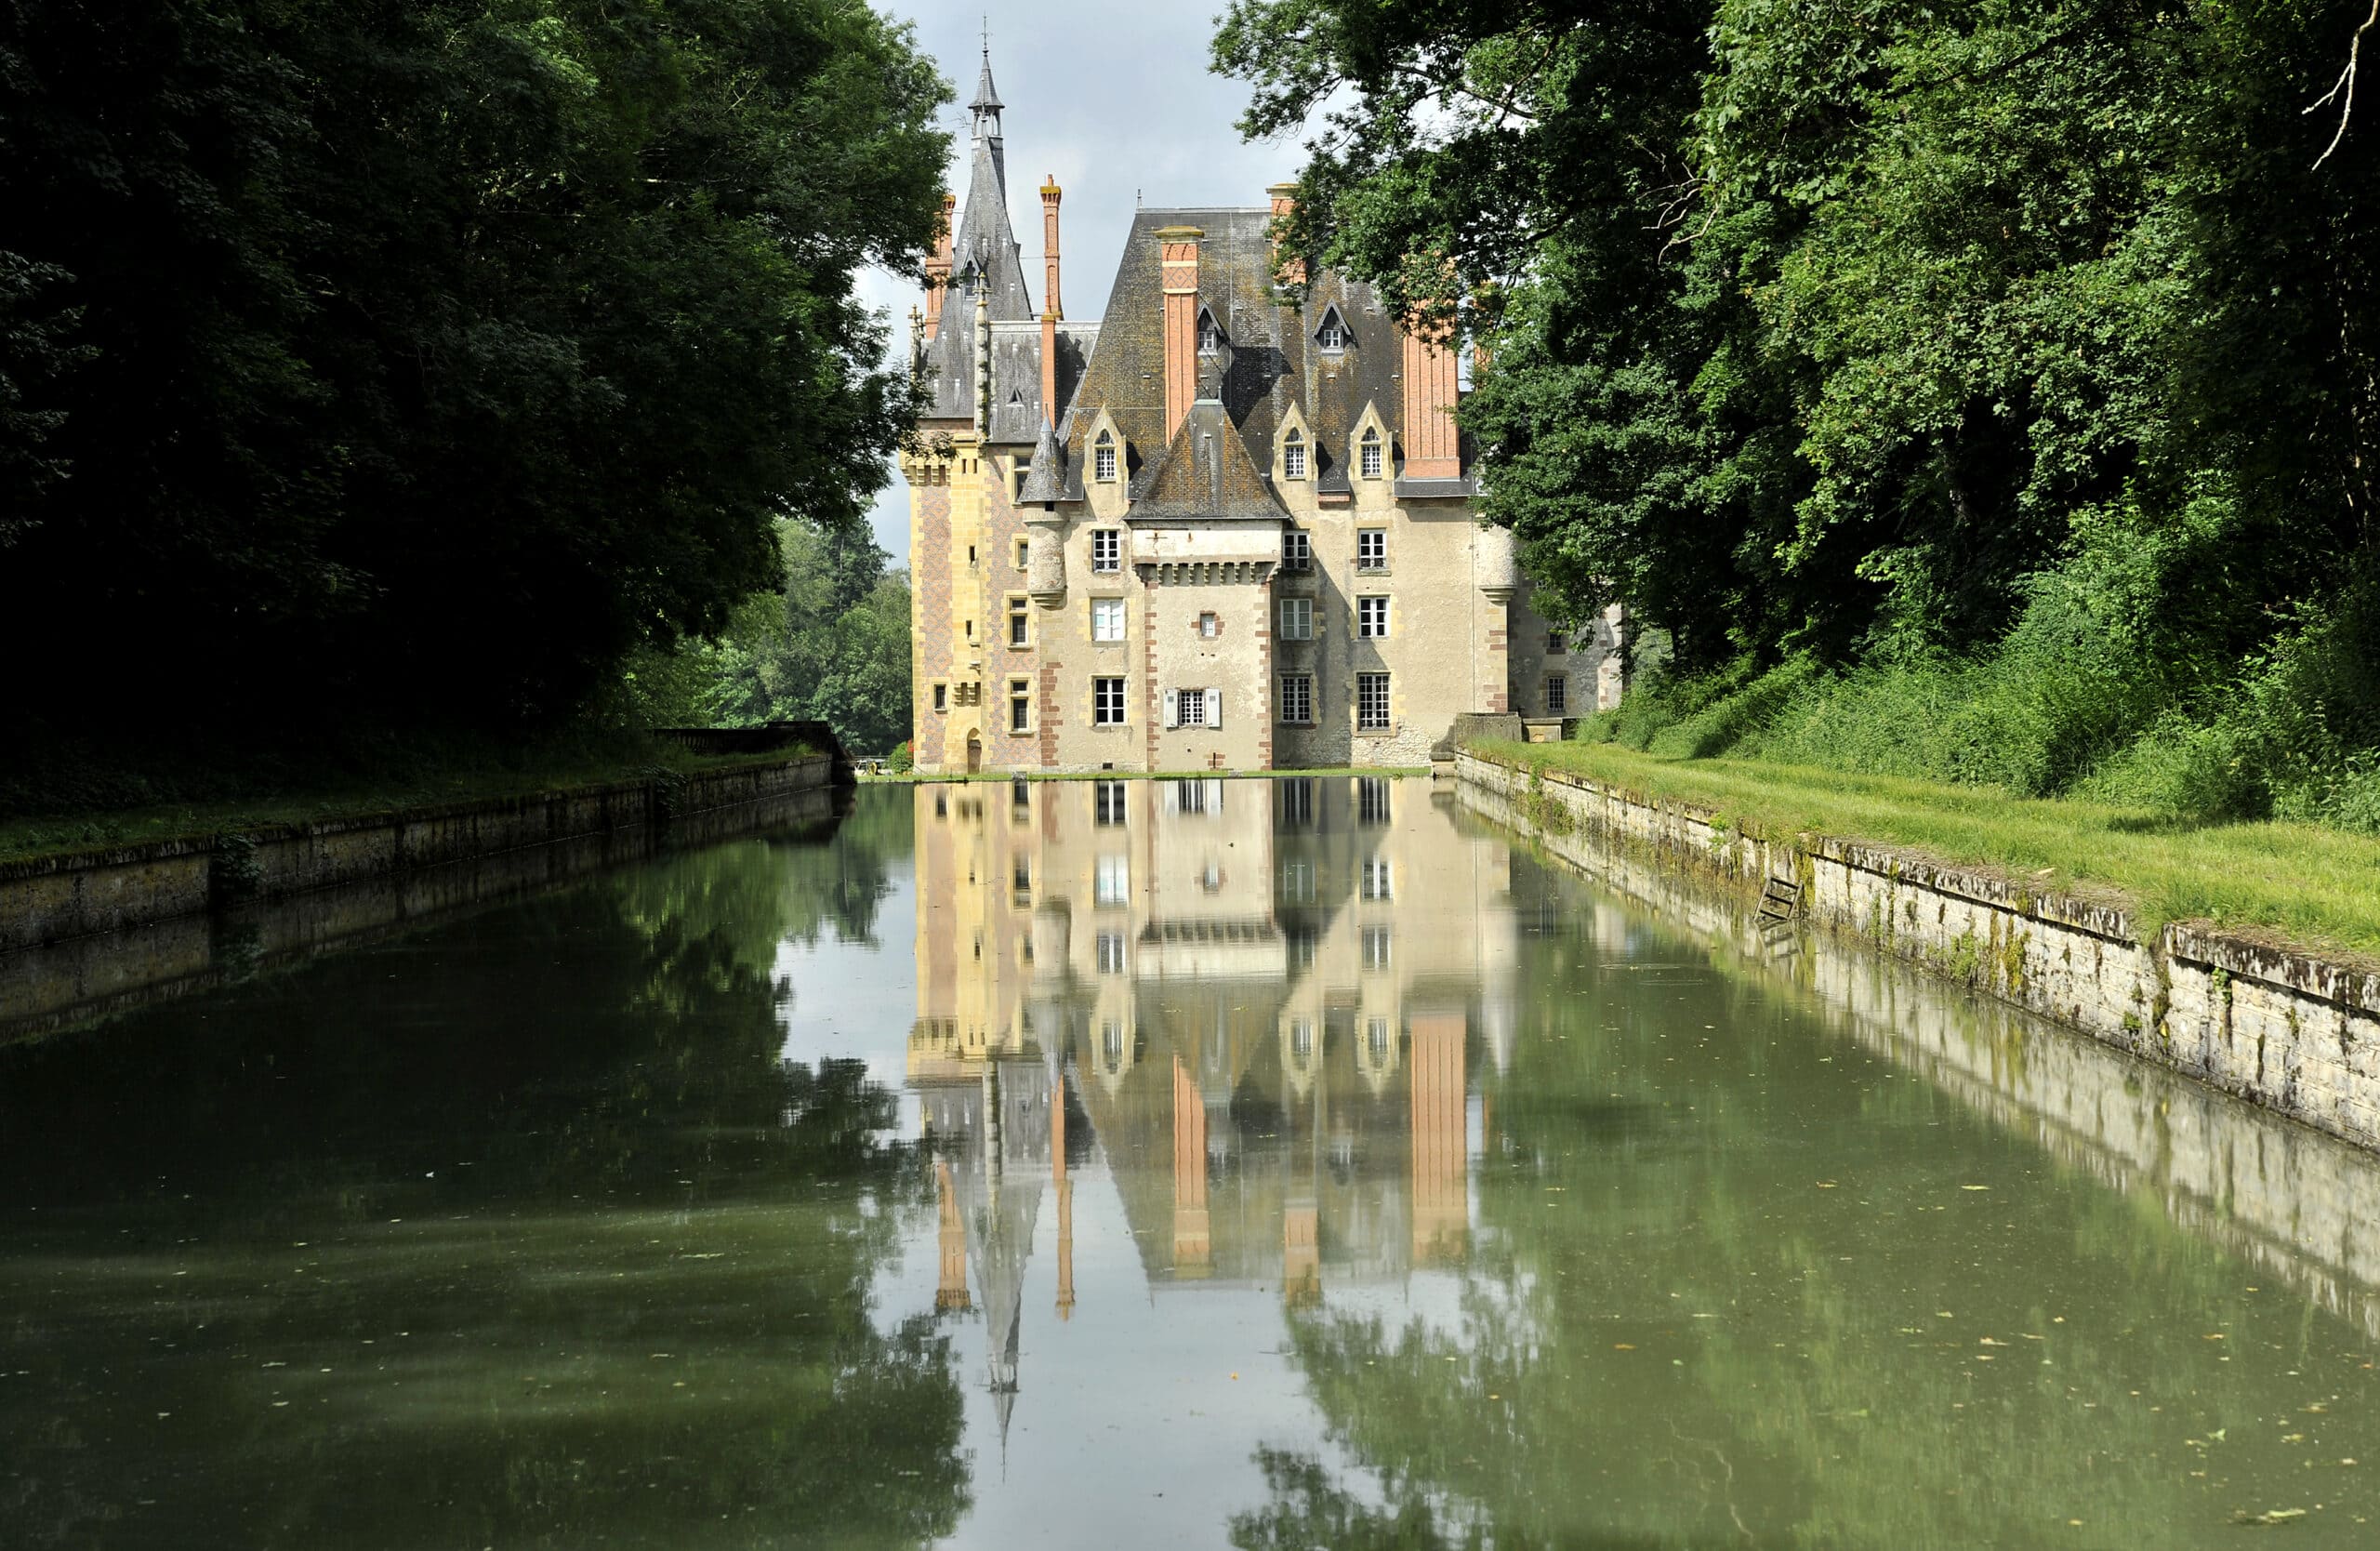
[
  {"xmin": 1474, "ymin": 738, "xmax": 2380, "ymax": 966},
  {"xmin": 0, "ymin": 744, "xmax": 810, "ymax": 867}
]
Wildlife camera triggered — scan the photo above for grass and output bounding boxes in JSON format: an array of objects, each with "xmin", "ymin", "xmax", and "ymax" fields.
[
  {"xmin": 0, "ymin": 738, "xmax": 813, "ymax": 867},
  {"xmin": 1474, "ymin": 738, "xmax": 2380, "ymax": 965}
]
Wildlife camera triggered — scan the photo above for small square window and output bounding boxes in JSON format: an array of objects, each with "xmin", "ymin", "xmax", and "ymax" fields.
[
  {"xmin": 1093, "ymin": 676, "xmax": 1126, "ymax": 725},
  {"xmin": 1198, "ymin": 611, "xmax": 1220, "ymax": 639},
  {"xmin": 1357, "ymin": 596, "xmax": 1389, "ymax": 638},
  {"xmin": 1357, "ymin": 676, "xmax": 1391, "ymax": 732},
  {"xmin": 1278, "ymin": 597, "xmax": 1313, "ymax": 641},
  {"xmin": 1283, "ymin": 530, "xmax": 1312, "ymax": 572},
  {"xmin": 1091, "ymin": 529, "xmax": 1121, "ymax": 573},
  {"xmin": 1547, "ymin": 632, "xmax": 1567, "ymax": 656},
  {"xmin": 1091, "ymin": 597, "xmax": 1125, "ymax": 643},
  {"xmin": 1356, "ymin": 529, "xmax": 1386, "ymax": 571}
]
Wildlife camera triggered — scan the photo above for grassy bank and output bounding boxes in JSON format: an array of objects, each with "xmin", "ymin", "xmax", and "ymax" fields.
[
  {"xmin": 1474, "ymin": 738, "xmax": 2380, "ymax": 964},
  {"xmin": 0, "ymin": 734, "xmax": 811, "ymax": 867}
]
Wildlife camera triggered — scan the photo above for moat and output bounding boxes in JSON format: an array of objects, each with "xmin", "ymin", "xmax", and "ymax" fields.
[{"xmin": 4, "ymin": 777, "xmax": 2377, "ymax": 1548}]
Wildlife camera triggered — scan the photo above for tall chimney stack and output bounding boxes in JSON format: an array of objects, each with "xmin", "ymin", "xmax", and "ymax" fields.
[
  {"xmin": 923, "ymin": 192, "xmax": 956, "ymax": 342},
  {"xmin": 1155, "ymin": 225, "xmax": 1205, "ymax": 442},
  {"xmin": 1040, "ymin": 177, "xmax": 1063, "ymax": 418},
  {"xmin": 1401, "ymin": 306, "xmax": 1461, "ymax": 481},
  {"xmin": 1265, "ymin": 181, "xmax": 1304, "ymax": 291}
]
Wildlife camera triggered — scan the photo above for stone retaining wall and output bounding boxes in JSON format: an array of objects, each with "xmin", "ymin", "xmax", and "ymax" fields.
[
  {"xmin": 0, "ymin": 754, "xmax": 835, "ymax": 956},
  {"xmin": 1457, "ymin": 748, "xmax": 2380, "ymax": 1157}
]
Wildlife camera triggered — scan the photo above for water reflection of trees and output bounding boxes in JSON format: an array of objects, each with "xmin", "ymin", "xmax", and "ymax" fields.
[
  {"xmin": 0, "ymin": 812, "xmax": 960, "ymax": 1551},
  {"xmin": 1235, "ymin": 867, "xmax": 2380, "ymax": 1551}
]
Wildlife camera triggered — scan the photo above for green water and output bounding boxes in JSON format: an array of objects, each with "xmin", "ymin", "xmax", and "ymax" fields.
[{"xmin": 2, "ymin": 778, "xmax": 2375, "ymax": 1549}]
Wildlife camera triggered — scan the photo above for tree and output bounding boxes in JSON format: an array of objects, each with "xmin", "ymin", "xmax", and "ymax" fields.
[{"xmin": 0, "ymin": 0, "xmax": 947, "ymax": 736}]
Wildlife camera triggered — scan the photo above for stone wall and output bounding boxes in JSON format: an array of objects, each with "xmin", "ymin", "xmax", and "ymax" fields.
[
  {"xmin": 0, "ymin": 754, "xmax": 836, "ymax": 960},
  {"xmin": 1456, "ymin": 748, "xmax": 2380, "ymax": 1157}
]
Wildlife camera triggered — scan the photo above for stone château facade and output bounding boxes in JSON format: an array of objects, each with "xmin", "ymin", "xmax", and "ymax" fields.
[{"xmin": 904, "ymin": 53, "xmax": 1613, "ymax": 775}]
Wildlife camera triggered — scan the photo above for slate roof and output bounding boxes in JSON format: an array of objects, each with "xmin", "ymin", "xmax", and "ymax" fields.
[{"xmin": 1128, "ymin": 398, "xmax": 1286, "ymax": 523}]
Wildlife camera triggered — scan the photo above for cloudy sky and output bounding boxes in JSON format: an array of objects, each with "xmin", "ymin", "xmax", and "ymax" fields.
[{"xmin": 853, "ymin": 2, "xmax": 1302, "ymax": 563}]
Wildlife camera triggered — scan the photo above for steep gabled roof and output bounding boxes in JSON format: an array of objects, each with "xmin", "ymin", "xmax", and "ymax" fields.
[{"xmin": 1129, "ymin": 398, "xmax": 1286, "ymax": 523}]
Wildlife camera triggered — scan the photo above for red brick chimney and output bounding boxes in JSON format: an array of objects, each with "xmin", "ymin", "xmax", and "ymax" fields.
[
  {"xmin": 923, "ymin": 192, "xmax": 956, "ymax": 342},
  {"xmin": 1156, "ymin": 225, "xmax": 1205, "ymax": 441},
  {"xmin": 1040, "ymin": 177, "xmax": 1063, "ymax": 418},
  {"xmin": 1401, "ymin": 309, "xmax": 1461, "ymax": 481},
  {"xmin": 1266, "ymin": 181, "xmax": 1303, "ymax": 290}
]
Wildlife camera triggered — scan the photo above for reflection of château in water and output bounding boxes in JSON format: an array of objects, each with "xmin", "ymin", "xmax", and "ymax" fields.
[{"xmin": 909, "ymin": 776, "xmax": 1524, "ymax": 1381}]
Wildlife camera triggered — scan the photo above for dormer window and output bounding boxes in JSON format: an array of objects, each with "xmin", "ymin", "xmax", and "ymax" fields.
[
  {"xmin": 1315, "ymin": 306, "xmax": 1353, "ymax": 353},
  {"xmin": 1359, "ymin": 426, "xmax": 1383, "ymax": 479},
  {"xmin": 1283, "ymin": 430, "xmax": 1307, "ymax": 479},
  {"xmin": 1198, "ymin": 309, "xmax": 1224, "ymax": 357},
  {"xmin": 1094, "ymin": 429, "xmax": 1117, "ymax": 483}
]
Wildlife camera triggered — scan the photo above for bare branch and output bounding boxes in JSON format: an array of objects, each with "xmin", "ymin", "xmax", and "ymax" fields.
[{"xmin": 2308, "ymin": 0, "xmax": 2380, "ymax": 169}]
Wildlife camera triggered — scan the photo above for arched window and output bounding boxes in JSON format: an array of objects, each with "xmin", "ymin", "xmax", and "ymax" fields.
[
  {"xmin": 1094, "ymin": 429, "xmax": 1117, "ymax": 483},
  {"xmin": 1283, "ymin": 429, "xmax": 1306, "ymax": 479},
  {"xmin": 1359, "ymin": 426, "xmax": 1382, "ymax": 479}
]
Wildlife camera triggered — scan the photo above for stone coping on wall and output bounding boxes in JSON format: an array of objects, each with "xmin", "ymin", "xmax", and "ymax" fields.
[
  {"xmin": 1458, "ymin": 746, "xmax": 2380, "ymax": 1156},
  {"xmin": 0, "ymin": 753, "xmax": 835, "ymax": 957}
]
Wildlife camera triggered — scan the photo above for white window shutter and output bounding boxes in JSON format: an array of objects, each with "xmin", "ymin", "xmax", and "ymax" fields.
[
  {"xmin": 1163, "ymin": 688, "xmax": 1178, "ymax": 728},
  {"xmin": 1208, "ymin": 690, "xmax": 1223, "ymax": 729}
]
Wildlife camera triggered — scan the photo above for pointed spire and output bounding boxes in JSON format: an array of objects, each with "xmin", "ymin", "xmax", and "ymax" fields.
[
  {"xmin": 972, "ymin": 46, "xmax": 1004, "ymax": 114},
  {"xmin": 1018, "ymin": 419, "xmax": 1065, "ymax": 504}
]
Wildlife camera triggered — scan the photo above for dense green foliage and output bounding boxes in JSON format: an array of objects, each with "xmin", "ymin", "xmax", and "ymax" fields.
[
  {"xmin": 1217, "ymin": 0, "xmax": 2380, "ymax": 827},
  {"xmin": 1, "ymin": 0, "xmax": 945, "ymax": 742},
  {"xmin": 623, "ymin": 514, "xmax": 913, "ymax": 754}
]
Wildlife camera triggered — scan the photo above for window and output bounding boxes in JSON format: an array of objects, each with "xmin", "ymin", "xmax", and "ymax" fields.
[
  {"xmin": 1357, "ymin": 775, "xmax": 1392, "ymax": 824},
  {"xmin": 1198, "ymin": 311, "xmax": 1223, "ymax": 355},
  {"xmin": 964, "ymin": 618, "xmax": 973, "ymax": 640},
  {"xmin": 1012, "ymin": 856, "xmax": 1032, "ymax": 907},
  {"xmin": 1170, "ymin": 687, "xmax": 1215, "ymax": 728},
  {"xmin": 1357, "ymin": 672, "xmax": 1391, "ymax": 729},
  {"xmin": 1012, "ymin": 777, "xmax": 1032, "ymax": 815},
  {"xmin": 1174, "ymin": 778, "xmax": 1208, "ymax": 815},
  {"xmin": 1279, "ymin": 860, "xmax": 1315, "ymax": 902},
  {"xmin": 1316, "ymin": 307, "xmax": 1352, "ymax": 352},
  {"xmin": 1363, "ymin": 925, "xmax": 1393, "ymax": 971},
  {"xmin": 1095, "ymin": 779, "xmax": 1128, "ymax": 825},
  {"xmin": 1548, "ymin": 632, "xmax": 1568, "ymax": 656},
  {"xmin": 1278, "ymin": 776, "xmax": 1315, "ymax": 827},
  {"xmin": 1546, "ymin": 674, "xmax": 1568, "ymax": 714},
  {"xmin": 1283, "ymin": 530, "xmax": 1312, "ymax": 571},
  {"xmin": 1278, "ymin": 672, "xmax": 1314, "ymax": 725},
  {"xmin": 1093, "ymin": 676, "xmax": 1127, "ymax": 725},
  {"xmin": 1091, "ymin": 597, "xmax": 1125, "ymax": 643},
  {"xmin": 1094, "ymin": 431, "xmax": 1118, "ymax": 484},
  {"xmin": 1091, "ymin": 528, "xmax": 1120, "ymax": 572},
  {"xmin": 1357, "ymin": 596, "xmax": 1390, "ymax": 638},
  {"xmin": 1008, "ymin": 597, "xmax": 1029, "ymax": 648},
  {"xmin": 1356, "ymin": 528, "xmax": 1386, "ymax": 571},
  {"xmin": 1289, "ymin": 925, "xmax": 1318, "ymax": 968},
  {"xmin": 1007, "ymin": 679, "xmax": 1033, "ymax": 734},
  {"xmin": 1197, "ymin": 611, "xmax": 1220, "ymax": 639},
  {"xmin": 1283, "ymin": 431, "xmax": 1307, "ymax": 479},
  {"xmin": 1278, "ymin": 597, "xmax": 1313, "ymax": 641},
  {"xmin": 1367, "ymin": 1017, "xmax": 1391, "ymax": 1058},
  {"xmin": 1102, "ymin": 1018, "xmax": 1125, "ymax": 1072},
  {"xmin": 1361, "ymin": 857, "xmax": 1393, "ymax": 901},
  {"xmin": 1095, "ymin": 855, "xmax": 1130, "ymax": 906},
  {"xmin": 968, "ymin": 544, "xmax": 977, "ymax": 565},
  {"xmin": 1359, "ymin": 428, "xmax": 1382, "ymax": 479},
  {"xmin": 1198, "ymin": 861, "xmax": 1223, "ymax": 892},
  {"xmin": 1097, "ymin": 931, "xmax": 1126, "ymax": 974},
  {"xmin": 932, "ymin": 683, "xmax": 948, "ymax": 712},
  {"xmin": 1015, "ymin": 538, "xmax": 1030, "ymax": 570},
  {"xmin": 1289, "ymin": 1019, "xmax": 1316, "ymax": 1064}
]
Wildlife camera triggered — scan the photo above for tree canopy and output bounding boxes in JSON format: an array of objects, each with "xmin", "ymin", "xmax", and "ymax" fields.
[
  {"xmin": 1219, "ymin": 0, "xmax": 2380, "ymax": 823},
  {"xmin": 1, "ymin": 0, "xmax": 946, "ymax": 736}
]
